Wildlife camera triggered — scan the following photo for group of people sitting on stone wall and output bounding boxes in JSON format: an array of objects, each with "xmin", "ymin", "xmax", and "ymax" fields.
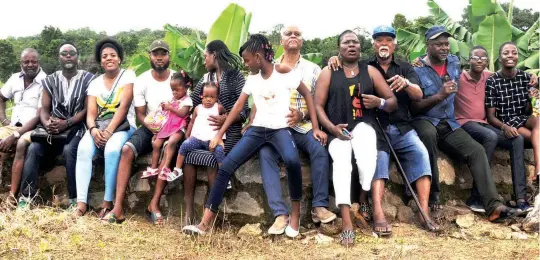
[{"xmin": 0, "ymin": 23, "xmax": 538, "ymax": 247}]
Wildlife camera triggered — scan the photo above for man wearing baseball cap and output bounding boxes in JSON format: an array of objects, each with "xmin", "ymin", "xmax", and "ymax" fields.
[
  {"xmin": 411, "ymin": 25, "xmax": 520, "ymax": 222},
  {"xmin": 105, "ymin": 39, "xmax": 176, "ymax": 223}
]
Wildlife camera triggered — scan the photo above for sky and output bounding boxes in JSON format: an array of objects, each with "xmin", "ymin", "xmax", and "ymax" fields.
[{"xmin": 1, "ymin": 0, "xmax": 538, "ymax": 40}]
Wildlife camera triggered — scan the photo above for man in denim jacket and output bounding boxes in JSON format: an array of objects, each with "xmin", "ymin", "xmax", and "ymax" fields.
[{"xmin": 411, "ymin": 26, "xmax": 519, "ymax": 222}]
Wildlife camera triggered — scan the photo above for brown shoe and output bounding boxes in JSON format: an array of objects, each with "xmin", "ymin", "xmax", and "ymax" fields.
[
  {"xmin": 312, "ymin": 207, "xmax": 337, "ymax": 224},
  {"xmin": 268, "ymin": 215, "xmax": 289, "ymax": 235}
]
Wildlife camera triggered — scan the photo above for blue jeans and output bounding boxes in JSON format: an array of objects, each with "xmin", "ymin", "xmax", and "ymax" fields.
[
  {"xmin": 75, "ymin": 127, "xmax": 135, "ymax": 203},
  {"xmin": 374, "ymin": 125, "xmax": 431, "ymax": 182},
  {"xmin": 461, "ymin": 121, "xmax": 526, "ymax": 200},
  {"xmin": 205, "ymin": 126, "xmax": 302, "ymax": 212},
  {"xmin": 21, "ymin": 135, "xmax": 82, "ymax": 199},
  {"xmin": 259, "ymin": 129, "xmax": 329, "ymax": 217}
]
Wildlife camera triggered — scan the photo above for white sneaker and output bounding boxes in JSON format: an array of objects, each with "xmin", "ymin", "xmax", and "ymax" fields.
[{"xmin": 268, "ymin": 215, "xmax": 288, "ymax": 235}]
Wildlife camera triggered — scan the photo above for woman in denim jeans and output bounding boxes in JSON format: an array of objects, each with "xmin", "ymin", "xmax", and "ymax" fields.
[
  {"xmin": 74, "ymin": 39, "xmax": 137, "ymax": 217},
  {"xmin": 182, "ymin": 34, "xmax": 326, "ymax": 238}
]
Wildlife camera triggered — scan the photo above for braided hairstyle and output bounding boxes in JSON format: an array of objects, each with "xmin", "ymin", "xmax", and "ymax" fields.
[
  {"xmin": 239, "ymin": 34, "xmax": 274, "ymax": 62},
  {"xmin": 206, "ymin": 40, "xmax": 243, "ymax": 72},
  {"xmin": 171, "ymin": 70, "xmax": 193, "ymax": 89}
]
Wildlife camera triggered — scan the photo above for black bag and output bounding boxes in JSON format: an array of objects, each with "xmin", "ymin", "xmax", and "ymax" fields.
[
  {"xmin": 94, "ymin": 69, "xmax": 130, "ymax": 133},
  {"xmin": 30, "ymin": 124, "xmax": 74, "ymax": 145}
]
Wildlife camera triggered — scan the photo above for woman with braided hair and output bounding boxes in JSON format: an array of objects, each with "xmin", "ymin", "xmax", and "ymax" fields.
[{"xmin": 183, "ymin": 34, "xmax": 327, "ymax": 238}]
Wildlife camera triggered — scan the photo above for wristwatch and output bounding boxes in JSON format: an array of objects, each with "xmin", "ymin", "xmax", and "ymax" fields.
[
  {"xmin": 67, "ymin": 118, "xmax": 73, "ymax": 128},
  {"xmin": 12, "ymin": 131, "xmax": 20, "ymax": 139},
  {"xmin": 378, "ymin": 98, "xmax": 386, "ymax": 109}
]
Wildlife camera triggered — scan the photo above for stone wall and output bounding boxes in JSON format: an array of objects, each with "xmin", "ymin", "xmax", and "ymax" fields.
[{"xmin": 0, "ymin": 148, "xmax": 535, "ymax": 225}]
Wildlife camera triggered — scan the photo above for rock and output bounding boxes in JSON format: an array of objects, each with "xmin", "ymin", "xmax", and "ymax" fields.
[
  {"xmin": 491, "ymin": 165, "xmax": 512, "ymax": 185},
  {"xmin": 524, "ymin": 150, "xmax": 534, "ymax": 164},
  {"xmin": 510, "ymin": 224, "xmax": 522, "ymax": 232},
  {"xmin": 320, "ymin": 218, "xmax": 341, "ymax": 235},
  {"xmin": 193, "ymin": 185, "xmax": 208, "ymax": 207},
  {"xmin": 437, "ymin": 154, "xmax": 456, "ymax": 185},
  {"xmin": 383, "ymin": 204, "xmax": 398, "ymax": 222},
  {"xmin": 455, "ymin": 213, "xmax": 475, "ymax": 228},
  {"xmin": 159, "ymin": 195, "xmax": 168, "ymax": 208},
  {"xmin": 511, "ymin": 232, "xmax": 528, "ymax": 240},
  {"xmin": 389, "ymin": 163, "xmax": 403, "ymax": 185},
  {"xmin": 237, "ymin": 223, "xmax": 262, "ymax": 238},
  {"xmin": 523, "ymin": 194, "xmax": 540, "ymax": 232},
  {"xmin": 383, "ymin": 189, "xmax": 405, "ymax": 207},
  {"xmin": 222, "ymin": 192, "xmax": 264, "ymax": 217},
  {"xmin": 492, "ymin": 149, "xmax": 510, "ymax": 166},
  {"xmin": 526, "ymin": 165, "xmax": 536, "ymax": 179},
  {"xmin": 486, "ymin": 230, "xmax": 508, "ymax": 240},
  {"xmin": 45, "ymin": 166, "xmax": 66, "ymax": 184},
  {"xmin": 397, "ymin": 206, "xmax": 415, "ymax": 223},
  {"xmin": 235, "ymin": 159, "xmax": 263, "ymax": 185},
  {"xmin": 87, "ymin": 192, "xmax": 105, "ymax": 209},
  {"xmin": 128, "ymin": 193, "xmax": 139, "ymax": 209},
  {"xmin": 450, "ymin": 231, "xmax": 463, "ymax": 239},
  {"xmin": 129, "ymin": 173, "xmax": 151, "ymax": 192},
  {"xmin": 314, "ymin": 233, "xmax": 333, "ymax": 244}
]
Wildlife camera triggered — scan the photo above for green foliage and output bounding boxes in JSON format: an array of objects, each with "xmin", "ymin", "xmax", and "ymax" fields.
[{"xmin": 0, "ymin": 40, "xmax": 18, "ymax": 82}]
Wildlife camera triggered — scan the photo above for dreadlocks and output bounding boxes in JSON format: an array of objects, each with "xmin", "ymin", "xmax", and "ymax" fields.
[
  {"xmin": 206, "ymin": 40, "xmax": 243, "ymax": 72},
  {"xmin": 239, "ymin": 34, "xmax": 274, "ymax": 62}
]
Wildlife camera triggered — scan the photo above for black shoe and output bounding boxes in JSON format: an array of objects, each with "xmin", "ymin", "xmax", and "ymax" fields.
[
  {"xmin": 465, "ymin": 197, "xmax": 486, "ymax": 213},
  {"xmin": 516, "ymin": 201, "xmax": 533, "ymax": 212}
]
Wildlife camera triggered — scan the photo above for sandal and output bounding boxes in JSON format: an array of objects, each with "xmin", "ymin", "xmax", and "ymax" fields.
[
  {"xmin": 166, "ymin": 167, "xmax": 183, "ymax": 182},
  {"xmin": 97, "ymin": 207, "xmax": 112, "ymax": 219},
  {"xmin": 141, "ymin": 167, "xmax": 159, "ymax": 179},
  {"xmin": 359, "ymin": 202, "xmax": 372, "ymax": 221},
  {"xmin": 182, "ymin": 225, "xmax": 207, "ymax": 235},
  {"xmin": 339, "ymin": 230, "xmax": 355, "ymax": 247},
  {"xmin": 489, "ymin": 205, "xmax": 527, "ymax": 223},
  {"xmin": 102, "ymin": 212, "xmax": 125, "ymax": 224},
  {"xmin": 158, "ymin": 168, "xmax": 170, "ymax": 181},
  {"xmin": 145, "ymin": 209, "xmax": 164, "ymax": 225},
  {"xmin": 373, "ymin": 222, "xmax": 392, "ymax": 237},
  {"xmin": 73, "ymin": 207, "xmax": 86, "ymax": 217},
  {"xmin": 430, "ymin": 203, "xmax": 443, "ymax": 212}
]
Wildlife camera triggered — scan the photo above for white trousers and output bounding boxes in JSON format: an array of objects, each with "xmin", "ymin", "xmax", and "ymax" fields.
[{"xmin": 328, "ymin": 122, "xmax": 378, "ymax": 207}]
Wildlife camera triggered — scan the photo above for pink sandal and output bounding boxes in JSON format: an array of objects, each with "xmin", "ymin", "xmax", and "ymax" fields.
[
  {"xmin": 141, "ymin": 167, "xmax": 159, "ymax": 179},
  {"xmin": 158, "ymin": 168, "xmax": 171, "ymax": 181}
]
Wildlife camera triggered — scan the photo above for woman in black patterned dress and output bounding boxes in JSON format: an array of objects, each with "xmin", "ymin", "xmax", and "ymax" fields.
[
  {"xmin": 182, "ymin": 40, "xmax": 249, "ymax": 225},
  {"xmin": 486, "ymin": 42, "xmax": 539, "ymax": 182}
]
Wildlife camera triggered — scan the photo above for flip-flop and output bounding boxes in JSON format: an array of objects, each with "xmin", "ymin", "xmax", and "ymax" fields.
[
  {"xmin": 339, "ymin": 230, "xmax": 355, "ymax": 247},
  {"xmin": 141, "ymin": 167, "xmax": 159, "ymax": 179},
  {"xmin": 489, "ymin": 206, "xmax": 528, "ymax": 223},
  {"xmin": 102, "ymin": 212, "xmax": 125, "ymax": 224},
  {"xmin": 145, "ymin": 209, "xmax": 164, "ymax": 225},
  {"xmin": 358, "ymin": 202, "xmax": 372, "ymax": 222},
  {"xmin": 97, "ymin": 208, "xmax": 112, "ymax": 219},
  {"xmin": 182, "ymin": 225, "xmax": 207, "ymax": 235},
  {"xmin": 373, "ymin": 222, "xmax": 392, "ymax": 237}
]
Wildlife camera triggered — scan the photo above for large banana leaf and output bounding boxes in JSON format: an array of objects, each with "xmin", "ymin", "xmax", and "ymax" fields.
[
  {"xmin": 517, "ymin": 51, "xmax": 539, "ymax": 69},
  {"xmin": 302, "ymin": 53, "xmax": 323, "ymax": 66},
  {"xmin": 466, "ymin": 3, "xmax": 485, "ymax": 32},
  {"xmin": 471, "ymin": 0, "xmax": 499, "ymax": 16},
  {"xmin": 473, "ymin": 12, "xmax": 513, "ymax": 71},
  {"xmin": 516, "ymin": 20, "xmax": 539, "ymax": 57},
  {"xmin": 397, "ymin": 28, "xmax": 426, "ymax": 61},
  {"xmin": 128, "ymin": 54, "xmax": 151, "ymax": 76},
  {"xmin": 206, "ymin": 3, "xmax": 251, "ymax": 55},
  {"xmin": 428, "ymin": 0, "xmax": 471, "ymax": 43}
]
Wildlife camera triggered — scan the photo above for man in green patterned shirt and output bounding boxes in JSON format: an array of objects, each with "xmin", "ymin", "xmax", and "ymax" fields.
[{"xmin": 246, "ymin": 25, "xmax": 336, "ymax": 235}]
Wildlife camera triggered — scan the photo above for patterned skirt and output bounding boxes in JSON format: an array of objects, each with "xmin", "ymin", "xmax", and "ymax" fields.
[{"xmin": 183, "ymin": 124, "xmax": 242, "ymax": 168}]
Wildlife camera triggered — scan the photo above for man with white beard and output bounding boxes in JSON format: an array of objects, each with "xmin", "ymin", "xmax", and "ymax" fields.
[{"xmin": 328, "ymin": 25, "xmax": 439, "ymax": 235}]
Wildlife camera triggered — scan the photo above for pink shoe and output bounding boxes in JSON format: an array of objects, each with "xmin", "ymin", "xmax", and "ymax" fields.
[
  {"xmin": 158, "ymin": 168, "xmax": 171, "ymax": 181},
  {"xmin": 141, "ymin": 167, "xmax": 159, "ymax": 179}
]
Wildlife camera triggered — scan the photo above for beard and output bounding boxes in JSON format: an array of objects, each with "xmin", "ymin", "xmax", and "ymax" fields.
[
  {"xmin": 378, "ymin": 46, "xmax": 391, "ymax": 59},
  {"xmin": 63, "ymin": 63, "xmax": 75, "ymax": 69},
  {"xmin": 151, "ymin": 61, "xmax": 170, "ymax": 73}
]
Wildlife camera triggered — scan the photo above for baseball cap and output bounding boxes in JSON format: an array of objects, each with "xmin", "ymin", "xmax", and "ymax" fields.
[
  {"xmin": 372, "ymin": 25, "xmax": 396, "ymax": 39},
  {"xmin": 149, "ymin": 40, "xmax": 170, "ymax": 52},
  {"xmin": 425, "ymin": 25, "xmax": 451, "ymax": 41}
]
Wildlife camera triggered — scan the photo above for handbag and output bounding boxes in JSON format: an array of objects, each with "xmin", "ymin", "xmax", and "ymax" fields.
[
  {"xmin": 30, "ymin": 124, "xmax": 74, "ymax": 145},
  {"xmin": 94, "ymin": 70, "xmax": 130, "ymax": 133}
]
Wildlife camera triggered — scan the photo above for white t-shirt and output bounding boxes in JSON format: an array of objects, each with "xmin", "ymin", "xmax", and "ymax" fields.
[
  {"xmin": 243, "ymin": 66, "xmax": 301, "ymax": 129},
  {"xmin": 87, "ymin": 69, "xmax": 137, "ymax": 127},
  {"xmin": 133, "ymin": 69, "xmax": 175, "ymax": 114}
]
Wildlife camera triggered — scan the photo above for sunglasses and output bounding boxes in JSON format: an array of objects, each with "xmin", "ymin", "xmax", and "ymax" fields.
[{"xmin": 60, "ymin": 50, "xmax": 78, "ymax": 57}]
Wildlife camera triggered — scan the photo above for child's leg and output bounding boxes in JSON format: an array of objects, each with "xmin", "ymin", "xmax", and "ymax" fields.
[
  {"xmin": 268, "ymin": 129, "xmax": 302, "ymax": 231},
  {"xmin": 150, "ymin": 137, "xmax": 166, "ymax": 169},
  {"xmin": 159, "ymin": 132, "xmax": 185, "ymax": 169},
  {"xmin": 176, "ymin": 137, "xmax": 206, "ymax": 170}
]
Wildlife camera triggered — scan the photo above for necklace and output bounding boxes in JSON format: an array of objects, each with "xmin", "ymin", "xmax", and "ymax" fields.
[{"xmin": 342, "ymin": 63, "xmax": 358, "ymax": 76}]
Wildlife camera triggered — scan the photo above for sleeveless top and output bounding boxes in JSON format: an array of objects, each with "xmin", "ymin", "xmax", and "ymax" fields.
[
  {"xmin": 191, "ymin": 103, "xmax": 225, "ymax": 141},
  {"xmin": 324, "ymin": 62, "xmax": 389, "ymax": 152}
]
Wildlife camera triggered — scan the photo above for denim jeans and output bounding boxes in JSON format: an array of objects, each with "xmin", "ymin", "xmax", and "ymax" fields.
[
  {"xmin": 259, "ymin": 129, "xmax": 329, "ymax": 217},
  {"xmin": 21, "ymin": 135, "xmax": 82, "ymax": 199},
  {"xmin": 205, "ymin": 126, "xmax": 302, "ymax": 212},
  {"xmin": 374, "ymin": 125, "xmax": 431, "ymax": 182},
  {"xmin": 75, "ymin": 127, "xmax": 135, "ymax": 204},
  {"xmin": 412, "ymin": 119, "xmax": 503, "ymax": 215},
  {"xmin": 461, "ymin": 121, "xmax": 527, "ymax": 200}
]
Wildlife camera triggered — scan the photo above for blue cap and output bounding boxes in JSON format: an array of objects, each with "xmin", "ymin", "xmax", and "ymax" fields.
[
  {"xmin": 372, "ymin": 25, "xmax": 396, "ymax": 39},
  {"xmin": 425, "ymin": 25, "xmax": 451, "ymax": 41}
]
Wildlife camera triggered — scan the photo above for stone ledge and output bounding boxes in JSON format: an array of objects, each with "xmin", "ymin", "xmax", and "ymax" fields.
[{"xmin": 0, "ymin": 148, "xmax": 535, "ymax": 225}]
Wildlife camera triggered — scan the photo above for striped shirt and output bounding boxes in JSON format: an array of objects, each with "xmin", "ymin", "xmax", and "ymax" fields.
[
  {"xmin": 183, "ymin": 69, "xmax": 248, "ymax": 167},
  {"xmin": 275, "ymin": 56, "xmax": 321, "ymax": 134},
  {"xmin": 41, "ymin": 70, "xmax": 95, "ymax": 137}
]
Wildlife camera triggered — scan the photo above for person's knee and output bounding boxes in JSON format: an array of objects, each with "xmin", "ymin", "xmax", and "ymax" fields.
[
  {"xmin": 104, "ymin": 145, "xmax": 122, "ymax": 159},
  {"xmin": 121, "ymin": 144, "xmax": 135, "ymax": 159},
  {"xmin": 512, "ymin": 134, "xmax": 525, "ymax": 148},
  {"xmin": 484, "ymin": 129, "xmax": 498, "ymax": 146},
  {"xmin": 152, "ymin": 140, "xmax": 162, "ymax": 150},
  {"xmin": 14, "ymin": 141, "xmax": 29, "ymax": 160}
]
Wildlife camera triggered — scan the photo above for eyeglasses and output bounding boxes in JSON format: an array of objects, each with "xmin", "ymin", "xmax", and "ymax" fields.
[
  {"xmin": 470, "ymin": 56, "xmax": 488, "ymax": 62},
  {"xmin": 60, "ymin": 50, "xmax": 78, "ymax": 57}
]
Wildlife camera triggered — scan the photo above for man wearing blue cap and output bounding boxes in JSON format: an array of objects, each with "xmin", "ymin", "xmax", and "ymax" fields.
[
  {"xmin": 411, "ymin": 25, "xmax": 519, "ymax": 222},
  {"xmin": 328, "ymin": 25, "xmax": 437, "ymax": 234}
]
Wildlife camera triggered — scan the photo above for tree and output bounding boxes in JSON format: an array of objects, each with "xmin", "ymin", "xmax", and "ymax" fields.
[
  {"xmin": 0, "ymin": 40, "xmax": 18, "ymax": 82},
  {"xmin": 392, "ymin": 14, "xmax": 412, "ymax": 30}
]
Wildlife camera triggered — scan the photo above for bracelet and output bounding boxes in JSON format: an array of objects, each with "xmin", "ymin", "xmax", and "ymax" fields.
[
  {"xmin": 104, "ymin": 129, "xmax": 113, "ymax": 136},
  {"xmin": 300, "ymin": 110, "xmax": 306, "ymax": 120},
  {"xmin": 378, "ymin": 98, "xmax": 387, "ymax": 109},
  {"xmin": 88, "ymin": 126, "xmax": 97, "ymax": 133},
  {"xmin": 1, "ymin": 118, "xmax": 7, "ymax": 125}
]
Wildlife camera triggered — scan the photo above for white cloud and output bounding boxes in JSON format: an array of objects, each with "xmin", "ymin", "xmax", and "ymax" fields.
[{"xmin": 1, "ymin": 0, "xmax": 538, "ymax": 39}]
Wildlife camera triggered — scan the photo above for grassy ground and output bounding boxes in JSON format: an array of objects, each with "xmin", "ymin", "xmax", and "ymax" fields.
[{"xmin": 0, "ymin": 206, "xmax": 537, "ymax": 260}]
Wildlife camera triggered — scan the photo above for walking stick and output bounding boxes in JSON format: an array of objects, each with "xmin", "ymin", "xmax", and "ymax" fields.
[{"xmin": 374, "ymin": 116, "xmax": 433, "ymax": 227}]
